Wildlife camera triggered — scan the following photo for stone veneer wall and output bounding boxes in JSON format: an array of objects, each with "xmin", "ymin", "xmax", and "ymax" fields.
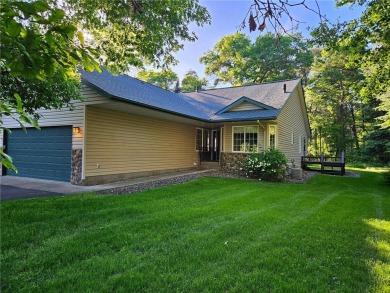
[
  {"xmin": 71, "ymin": 149, "xmax": 82, "ymax": 185},
  {"xmin": 220, "ymin": 152, "xmax": 251, "ymax": 174}
]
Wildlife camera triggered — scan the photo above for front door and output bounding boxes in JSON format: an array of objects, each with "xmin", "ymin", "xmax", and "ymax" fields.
[{"xmin": 211, "ymin": 130, "xmax": 220, "ymax": 162}]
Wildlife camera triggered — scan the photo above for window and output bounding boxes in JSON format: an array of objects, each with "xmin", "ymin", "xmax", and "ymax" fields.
[
  {"xmin": 299, "ymin": 136, "xmax": 306, "ymax": 154},
  {"xmin": 196, "ymin": 128, "xmax": 210, "ymax": 151},
  {"xmin": 203, "ymin": 129, "xmax": 210, "ymax": 151},
  {"xmin": 291, "ymin": 132, "xmax": 294, "ymax": 145},
  {"xmin": 196, "ymin": 128, "xmax": 203, "ymax": 151},
  {"xmin": 268, "ymin": 125, "xmax": 277, "ymax": 149},
  {"xmin": 232, "ymin": 126, "xmax": 258, "ymax": 152}
]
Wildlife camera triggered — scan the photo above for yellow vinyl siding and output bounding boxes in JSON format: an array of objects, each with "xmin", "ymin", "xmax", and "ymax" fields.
[
  {"xmin": 276, "ymin": 86, "xmax": 309, "ymax": 163},
  {"xmin": 223, "ymin": 124, "xmax": 232, "ymax": 152},
  {"xmin": 222, "ymin": 86, "xmax": 309, "ymax": 163},
  {"xmin": 84, "ymin": 106, "xmax": 198, "ymax": 177},
  {"xmin": 222, "ymin": 122, "xmax": 265, "ymax": 153},
  {"xmin": 229, "ymin": 102, "xmax": 263, "ymax": 111}
]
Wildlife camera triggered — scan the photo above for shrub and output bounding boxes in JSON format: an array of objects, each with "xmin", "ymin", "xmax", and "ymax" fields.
[{"xmin": 242, "ymin": 148, "xmax": 288, "ymax": 182}]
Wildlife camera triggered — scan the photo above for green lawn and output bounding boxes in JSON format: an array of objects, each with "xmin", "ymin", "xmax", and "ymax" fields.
[{"xmin": 1, "ymin": 169, "xmax": 389, "ymax": 292}]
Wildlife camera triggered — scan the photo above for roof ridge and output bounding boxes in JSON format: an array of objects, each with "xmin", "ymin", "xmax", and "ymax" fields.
[{"xmin": 189, "ymin": 78, "xmax": 301, "ymax": 93}]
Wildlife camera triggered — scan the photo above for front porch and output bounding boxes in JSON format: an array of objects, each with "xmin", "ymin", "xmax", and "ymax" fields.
[
  {"xmin": 197, "ymin": 128, "xmax": 221, "ymax": 163},
  {"xmin": 195, "ymin": 121, "xmax": 280, "ymax": 171}
]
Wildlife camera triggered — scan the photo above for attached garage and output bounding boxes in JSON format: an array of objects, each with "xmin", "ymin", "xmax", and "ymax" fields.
[{"xmin": 5, "ymin": 126, "xmax": 72, "ymax": 182}]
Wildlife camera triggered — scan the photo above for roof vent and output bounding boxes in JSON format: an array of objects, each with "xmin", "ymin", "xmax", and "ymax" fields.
[{"xmin": 283, "ymin": 83, "xmax": 287, "ymax": 93}]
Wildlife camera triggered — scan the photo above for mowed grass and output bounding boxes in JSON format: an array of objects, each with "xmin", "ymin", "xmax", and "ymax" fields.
[{"xmin": 1, "ymin": 169, "xmax": 389, "ymax": 292}]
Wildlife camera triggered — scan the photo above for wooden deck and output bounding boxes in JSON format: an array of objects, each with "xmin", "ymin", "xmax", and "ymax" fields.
[{"xmin": 301, "ymin": 152, "xmax": 345, "ymax": 175}]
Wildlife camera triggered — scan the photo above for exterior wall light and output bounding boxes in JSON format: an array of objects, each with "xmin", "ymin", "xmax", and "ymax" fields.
[{"xmin": 73, "ymin": 127, "xmax": 81, "ymax": 133}]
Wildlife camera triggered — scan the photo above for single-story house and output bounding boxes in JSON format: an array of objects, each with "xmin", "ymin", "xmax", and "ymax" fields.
[{"xmin": 1, "ymin": 69, "xmax": 310, "ymax": 185}]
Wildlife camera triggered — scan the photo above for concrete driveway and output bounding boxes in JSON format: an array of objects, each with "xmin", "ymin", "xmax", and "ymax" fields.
[
  {"xmin": 0, "ymin": 176, "xmax": 99, "ymax": 201},
  {"xmin": 0, "ymin": 170, "xmax": 212, "ymax": 201}
]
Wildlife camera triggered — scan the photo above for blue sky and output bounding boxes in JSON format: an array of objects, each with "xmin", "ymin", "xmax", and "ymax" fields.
[{"xmin": 151, "ymin": 1, "xmax": 364, "ymax": 82}]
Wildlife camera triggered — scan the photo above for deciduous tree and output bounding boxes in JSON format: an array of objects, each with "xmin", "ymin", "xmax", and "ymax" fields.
[
  {"xmin": 306, "ymin": 49, "xmax": 365, "ymax": 156},
  {"xmin": 137, "ymin": 70, "xmax": 178, "ymax": 91},
  {"xmin": 181, "ymin": 70, "xmax": 208, "ymax": 92},
  {"xmin": 200, "ymin": 33, "xmax": 312, "ymax": 86},
  {"xmin": 309, "ymin": 0, "xmax": 390, "ymax": 163}
]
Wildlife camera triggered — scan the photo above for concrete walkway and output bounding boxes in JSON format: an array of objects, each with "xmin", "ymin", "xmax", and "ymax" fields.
[{"xmin": 0, "ymin": 170, "xmax": 214, "ymax": 201}]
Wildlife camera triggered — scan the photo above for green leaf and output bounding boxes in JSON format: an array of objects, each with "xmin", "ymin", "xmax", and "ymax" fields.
[
  {"xmin": 35, "ymin": 73, "xmax": 46, "ymax": 81},
  {"xmin": 49, "ymin": 8, "xmax": 65, "ymax": 22},
  {"xmin": 0, "ymin": 149, "xmax": 18, "ymax": 173},
  {"xmin": 6, "ymin": 19, "xmax": 21, "ymax": 38},
  {"xmin": 32, "ymin": 1, "xmax": 50, "ymax": 13},
  {"xmin": 69, "ymin": 51, "xmax": 81, "ymax": 61},
  {"xmin": 16, "ymin": 61, "xmax": 25, "ymax": 73},
  {"xmin": 77, "ymin": 31, "xmax": 85, "ymax": 46},
  {"xmin": 13, "ymin": 93, "xmax": 23, "ymax": 110},
  {"xmin": 45, "ymin": 32, "xmax": 55, "ymax": 47},
  {"xmin": 64, "ymin": 24, "xmax": 77, "ymax": 39}
]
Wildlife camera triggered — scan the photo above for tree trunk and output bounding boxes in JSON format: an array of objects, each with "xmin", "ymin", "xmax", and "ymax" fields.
[{"xmin": 350, "ymin": 104, "xmax": 360, "ymax": 150}]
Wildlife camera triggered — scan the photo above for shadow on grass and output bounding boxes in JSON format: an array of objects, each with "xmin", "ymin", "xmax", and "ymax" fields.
[{"xmin": 364, "ymin": 219, "xmax": 390, "ymax": 292}]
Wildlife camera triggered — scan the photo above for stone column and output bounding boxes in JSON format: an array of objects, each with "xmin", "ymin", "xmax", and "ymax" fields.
[
  {"xmin": 71, "ymin": 149, "xmax": 83, "ymax": 185},
  {"xmin": 220, "ymin": 152, "xmax": 251, "ymax": 174}
]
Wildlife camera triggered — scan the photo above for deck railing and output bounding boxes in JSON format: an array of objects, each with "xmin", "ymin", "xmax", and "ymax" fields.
[{"xmin": 301, "ymin": 152, "xmax": 345, "ymax": 175}]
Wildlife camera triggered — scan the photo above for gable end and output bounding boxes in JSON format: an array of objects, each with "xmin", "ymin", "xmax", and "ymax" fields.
[
  {"xmin": 217, "ymin": 96, "xmax": 275, "ymax": 114},
  {"xmin": 229, "ymin": 101, "xmax": 265, "ymax": 111}
]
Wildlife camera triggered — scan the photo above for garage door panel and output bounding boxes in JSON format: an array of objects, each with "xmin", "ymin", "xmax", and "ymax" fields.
[{"xmin": 6, "ymin": 126, "xmax": 72, "ymax": 182}]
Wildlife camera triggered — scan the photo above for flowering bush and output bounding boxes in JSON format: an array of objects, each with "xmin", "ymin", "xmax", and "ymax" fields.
[{"xmin": 242, "ymin": 148, "xmax": 288, "ymax": 182}]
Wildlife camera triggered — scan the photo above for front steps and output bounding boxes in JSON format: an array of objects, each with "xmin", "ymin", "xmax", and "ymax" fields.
[{"xmin": 199, "ymin": 161, "xmax": 220, "ymax": 170}]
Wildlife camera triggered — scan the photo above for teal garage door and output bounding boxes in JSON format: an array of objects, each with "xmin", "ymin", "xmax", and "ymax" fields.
[{"xmin": 6, "ymin": 126, "xmax": 72, "ymax": 182}]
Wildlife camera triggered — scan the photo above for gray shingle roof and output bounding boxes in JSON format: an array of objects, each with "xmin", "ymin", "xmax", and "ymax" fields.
[
  {"xmin": 81, "ymin": 69, "xmax": 301, "ymax": 122},
  {"xmin": 82, "ymin": 69, "xmax": 209, "ymax": 120}
]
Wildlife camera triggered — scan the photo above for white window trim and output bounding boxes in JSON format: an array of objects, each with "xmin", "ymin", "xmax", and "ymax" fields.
[
  {"xmin": 268, "ymin": 124, "xmax": 278, "ymax": 149},
  {"xmin": 232, "ymin": 125, "xmax": 259, "ymax": 153},
  {"xmin": 220, "ymin": 127, "xmax": 224, "ymax": 152}
]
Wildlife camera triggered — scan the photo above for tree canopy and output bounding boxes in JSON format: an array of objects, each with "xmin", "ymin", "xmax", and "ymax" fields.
[
  {"xmin": 307, "ymin": 0, "xmax": 390, "ymax": 163},
  {"xmin": 1, "ymin": 0, "xmax": 211, "ymax": 112},
  {"xmin": 311, "ymin": 0, "xmax": 390, "ymax": 128},
  {"xmin": 70, "ymin": 0, "xmax": 210, "ymax": 72},
  {"xmin": 306, "ymin": 49, "xmax": 365, "ymax": 155},
  {"xmin": 200, "ymin": 33, "xmax": 313, "ymax": 86},
  {"xmin": 181, "ymin": 70, "xmax": 208, "ymax": 92},
  {"xmin": 137, "ymin": 70, "xmax": 178, "ymax": 91}
]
